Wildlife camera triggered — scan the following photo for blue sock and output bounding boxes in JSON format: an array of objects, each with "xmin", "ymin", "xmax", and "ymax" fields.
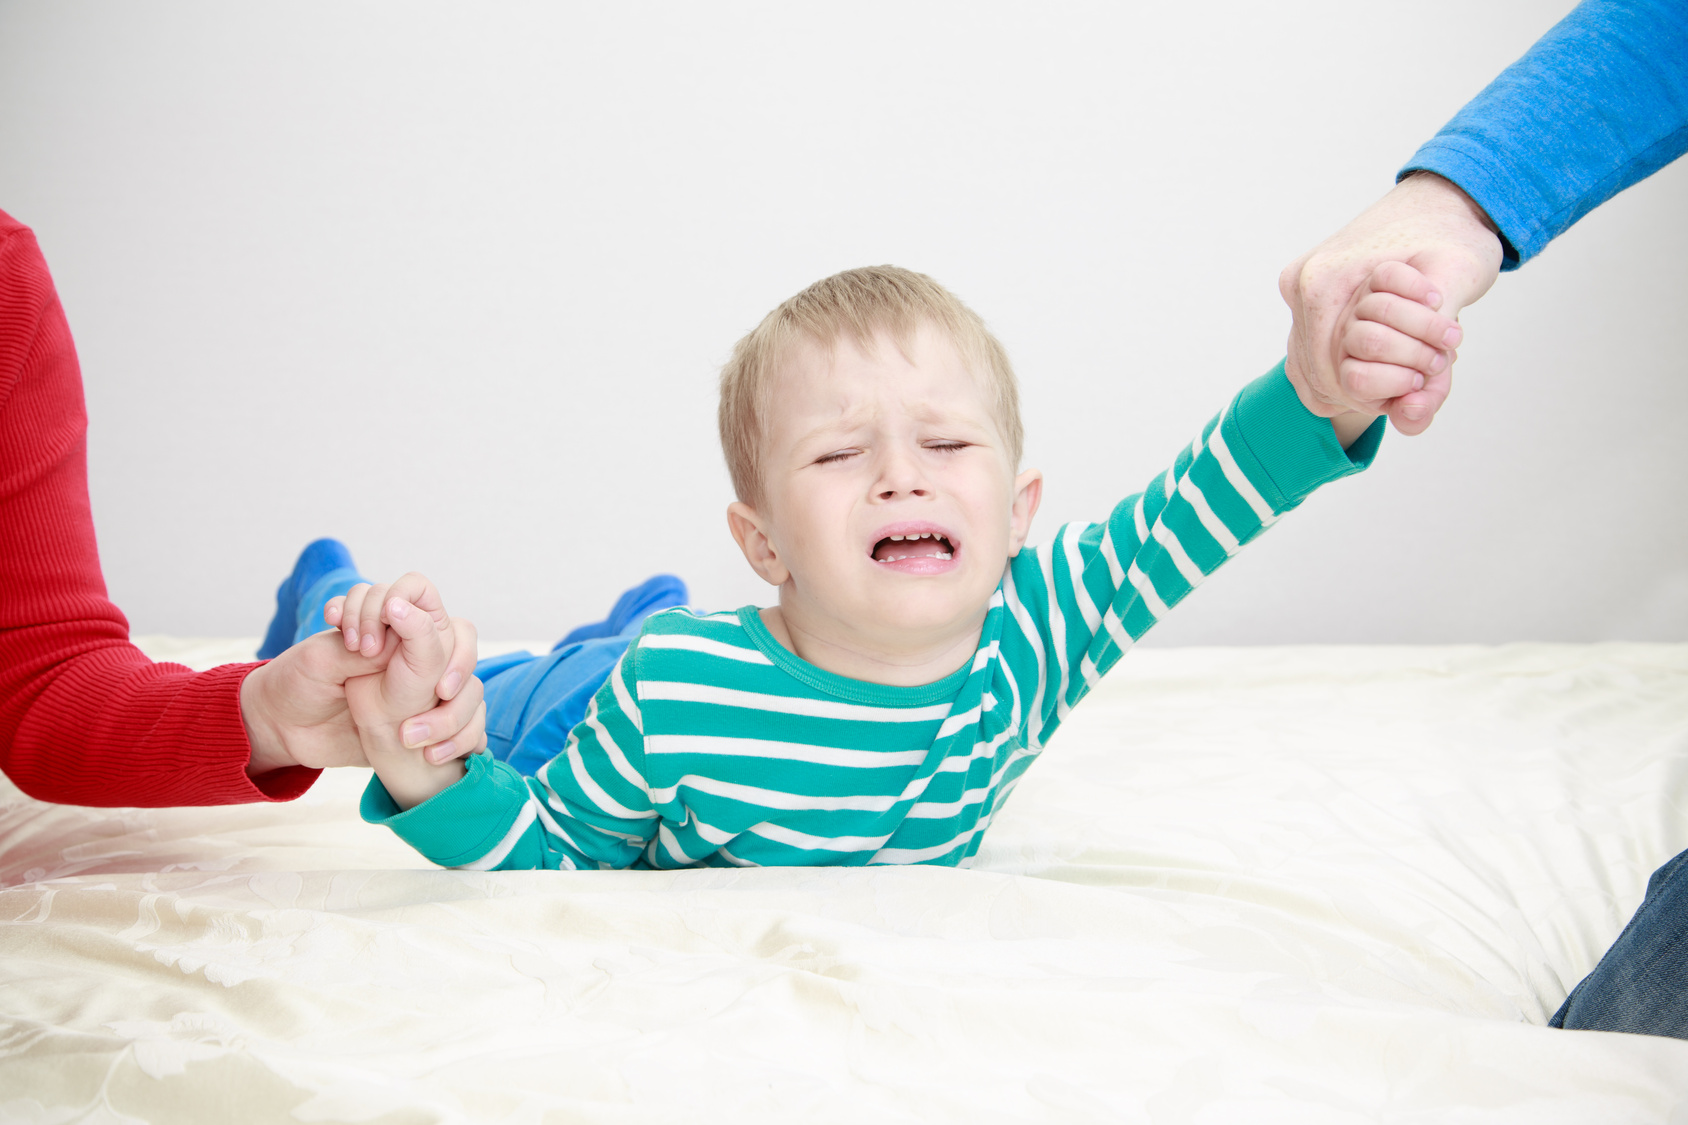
[
  {"xmin": 257, "ymin": 538, "xmax": 366, "ymax": 658},
  {"xmin": 555, "ymin": 575, "xmax": 689, "ymax": 648}
]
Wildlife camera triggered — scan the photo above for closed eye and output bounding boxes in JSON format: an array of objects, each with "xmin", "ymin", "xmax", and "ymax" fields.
[
  {"xmin": 924, "ymin": 441, "xmax": 970, "ymax": 453},
  {"xmin": 814, "ymin": 449, "xmax": 860, "ymax": 465}
]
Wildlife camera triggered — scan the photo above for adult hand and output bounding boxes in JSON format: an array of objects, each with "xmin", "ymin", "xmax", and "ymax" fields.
[
  {"xmin": 1279, "ymin": 172, "xmax": 1505, "ymax": 435},
  {"xmin": 240, "ymin": 609, "xmax": 485, "ymax": 778}
]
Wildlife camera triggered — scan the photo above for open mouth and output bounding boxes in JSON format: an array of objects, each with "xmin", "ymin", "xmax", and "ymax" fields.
[{"xmin": 871, "ymin": 530, "xmax": 957, "ymax": 564}]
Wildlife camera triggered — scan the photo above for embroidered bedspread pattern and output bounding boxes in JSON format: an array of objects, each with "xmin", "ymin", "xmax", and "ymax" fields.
[{"xmin": 2, "ymin": 639, "xmax": 1686, "ymax": 1122}]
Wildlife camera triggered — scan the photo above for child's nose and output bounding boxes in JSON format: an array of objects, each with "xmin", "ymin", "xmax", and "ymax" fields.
[{"xmin": 873, "ymin": 448, "xmax": 929, "ymax": 500}]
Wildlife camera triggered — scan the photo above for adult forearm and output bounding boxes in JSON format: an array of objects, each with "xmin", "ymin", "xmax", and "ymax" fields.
[
  {"xmin": 1, "ymin": 644, "xmax": 312, "ymax": 805},
  {"xmin": 1, "ymin": 208, "xmax": 483, "ymax": 806},
  {"xmin": 1401, "ymin": 0, "xmax": 1688, "ymax": 268},
  {"xmin": 0, "ymin": 212, "xmax": 317, "ymax": 806}
]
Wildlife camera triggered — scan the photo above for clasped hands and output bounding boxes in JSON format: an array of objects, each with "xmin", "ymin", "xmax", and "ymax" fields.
[
  {"xmin": 240, "ymin": 573, "xmax": 487, "ymax": 787},
  {"xmin": 1280, "ymin": 171, "xmax": 1506, "ymax": 435}
]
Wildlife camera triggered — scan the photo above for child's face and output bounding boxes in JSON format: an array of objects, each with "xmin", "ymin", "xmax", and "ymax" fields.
[{"xmin": 728, "ymin": 323, "xmax": 1042, "ymax": 660}]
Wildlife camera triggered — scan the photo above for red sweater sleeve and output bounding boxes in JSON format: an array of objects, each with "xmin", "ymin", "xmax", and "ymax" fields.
[{"xmin": 0, "ymin": 208, "xmax": 318, "ymax": 806}]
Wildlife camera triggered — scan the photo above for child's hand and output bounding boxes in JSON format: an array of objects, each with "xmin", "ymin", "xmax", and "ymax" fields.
[
  {"xmin": 343, "ymin": 589, "xmax": 475, "ymax": 809},
  {"xmin": 1317, "ymin": 261, "xmax": 1464, "ymax": 447},
  {"xmin": 322, "ymin": 572, "xmax": 484, "ymax": 766},
  {"xmin": 325, "ymin": 573, "xmax": 439, "ymax": 658}
]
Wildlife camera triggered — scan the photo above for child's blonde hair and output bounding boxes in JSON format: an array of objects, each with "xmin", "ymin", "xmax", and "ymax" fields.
[{"xmin": 718, "ymin": 265, "xmax": 1023, "ymax": 507}]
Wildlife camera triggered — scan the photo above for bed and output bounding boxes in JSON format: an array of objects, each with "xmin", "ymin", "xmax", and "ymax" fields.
[{"xmin": 3, "ymin": 639, "xmax": 1686, "ymax": 1122}]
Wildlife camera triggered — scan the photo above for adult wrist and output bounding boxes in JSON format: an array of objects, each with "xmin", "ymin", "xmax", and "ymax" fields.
[
  {"xmin": 239, "ymin": 661, "xmax": 294, "ymax": 777},
  {"xmin": 1398, "ymin": 171, "xmax": 1502, "ymax": 239},
  {"xmin": 1387, "ymin": 172, "xmax": 1506, "ymax": 315}
]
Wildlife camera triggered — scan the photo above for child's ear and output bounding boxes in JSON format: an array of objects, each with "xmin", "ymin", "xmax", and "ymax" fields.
[
  {"xmin": 1007, "ymin": 468, "xmax": 1043, "ymax": 554},
  {"xmin": 726, "ymin": 502, "xmax": 789, "ymax": 587}
]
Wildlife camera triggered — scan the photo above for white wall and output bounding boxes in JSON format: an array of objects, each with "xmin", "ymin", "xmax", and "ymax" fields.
[{"xmin": 1, "ymin": 1, "xmax": 1682, "ymax": 645}]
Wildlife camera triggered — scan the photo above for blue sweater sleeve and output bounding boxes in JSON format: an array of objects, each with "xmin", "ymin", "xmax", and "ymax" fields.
[{"xmin": 1400, "ymin": 0, "xmax": 1688, "ymax": 270}]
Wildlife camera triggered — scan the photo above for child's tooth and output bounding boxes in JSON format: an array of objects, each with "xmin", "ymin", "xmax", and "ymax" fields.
[
  {"xmin": 937, "ymin": 551, "xmax": 951, "ymax": 559},
  {"xmin": 889, "ymin": 535, "xmax": 904, "ymax": 541}
]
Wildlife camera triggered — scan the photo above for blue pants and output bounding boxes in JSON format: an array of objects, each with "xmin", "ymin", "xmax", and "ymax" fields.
[
  {"xmin": 289, "ymin": 572, "xmax": 687, "ymax": 777},
  {"xmin": 1550, "ymin": 847, "xmax": 1688, "ymax": 1039},
  {"xmin": 474, "ymin": 630, "xmax": 644, "ymax": 777}
]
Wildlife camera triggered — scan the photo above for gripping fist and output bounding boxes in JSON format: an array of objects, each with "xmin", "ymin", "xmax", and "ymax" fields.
[
  {"xmin": 338, "ymin": 578, "xmax": 483, "ymax": 809},
  {"xmin": 1280, "ymin": 172, "xmax": 1503, "ymax": 434}
]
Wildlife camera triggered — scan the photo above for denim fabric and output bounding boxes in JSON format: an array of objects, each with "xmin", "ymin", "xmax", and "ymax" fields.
[
  {"xmin": 1401, "ymin": 0, "xmax": 1688, "ymax": 268},
  {"xmin": 1551, "ymin": 847, "xmax": 1688, "ymax": 1039}
]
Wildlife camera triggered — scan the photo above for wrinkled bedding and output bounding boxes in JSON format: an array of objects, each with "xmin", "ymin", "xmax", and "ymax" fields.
[{"xmin": 3, "ymin": 639, "xmax": 1686, "ymax": 1123}]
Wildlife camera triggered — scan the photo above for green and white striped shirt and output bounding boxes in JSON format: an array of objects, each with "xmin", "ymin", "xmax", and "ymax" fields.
[{"xmin": 366, "ymin": 365, "xmax": 1380, "ymax": 869}]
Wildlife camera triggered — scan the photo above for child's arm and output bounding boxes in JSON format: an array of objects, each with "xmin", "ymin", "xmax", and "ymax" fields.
[
  {"xmin": 1003, "ymin": 263, "xmax": 1451, "ymax": 747},
  {"xmin": 360, "ymin": 650, "xmax": 658, "ymax": 872}
]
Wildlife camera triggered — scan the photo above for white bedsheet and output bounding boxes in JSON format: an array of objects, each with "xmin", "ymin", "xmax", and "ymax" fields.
[{"xmin": 3, "ymin": 640, "xmax": 1686, "ymax": 1122}]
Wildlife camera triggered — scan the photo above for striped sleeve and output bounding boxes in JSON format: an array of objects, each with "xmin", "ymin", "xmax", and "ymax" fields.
[
  {"xmin": 361, "ymin": 649, "xmax": 656, "ymax": 871},
  {"xmin": 1002, "ymin": 361, "xmax": 1382, "ymax": 747}
]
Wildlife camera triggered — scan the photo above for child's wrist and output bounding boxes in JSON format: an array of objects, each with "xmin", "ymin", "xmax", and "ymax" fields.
[
  {"xmin": 1330, "ymin": 412, "xmax": 1378, "ymax": 449},
  {"xmin": 386, "ymin": 763, "xmax": 468, "ymax": 811},
  {"xmin": 368, "ymin": 740, "xmax": 468, "ymax": 810}
]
